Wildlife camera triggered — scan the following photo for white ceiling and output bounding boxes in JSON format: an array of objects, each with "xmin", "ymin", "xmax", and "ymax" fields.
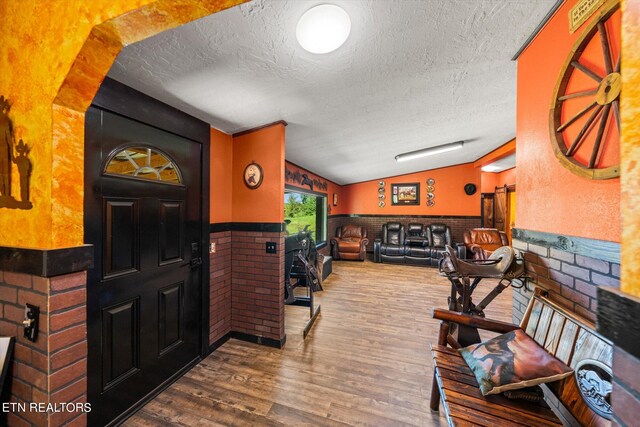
[
  {"xmin": 482, "ymin": 153, "xmax": 516, "ymax": 173},
  {"xmin": 108, "ymin": 0, "xmax": 555, "ymax": 185}
]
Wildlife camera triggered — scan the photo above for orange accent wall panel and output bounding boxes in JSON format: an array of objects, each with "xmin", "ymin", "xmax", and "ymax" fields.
[
  {"xmin": 232, "ymin": 124, "xmax": 285, "ymax": 223},
  {"xmin": 210, "ymin": 128, "xmax": 233, "ymax": 223},
  {"xmin": 516, "ymin": 0, "xmax": 620, "ymax": 242},
  {"xmin": 284, "ymin": 161, "xmax": 347, "ymax": 215},
  {"xmin": 621, "ymin": 0, "xmax": 640, "ymax": 297},
  {"xmin": 343, "ymin": 163, "xmax": 480, "ymax": 216}
]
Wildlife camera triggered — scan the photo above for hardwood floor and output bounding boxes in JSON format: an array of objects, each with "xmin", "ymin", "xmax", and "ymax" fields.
[{"xmin": 124, "ymin": 259, "xmax": 513, "ymax": 426}]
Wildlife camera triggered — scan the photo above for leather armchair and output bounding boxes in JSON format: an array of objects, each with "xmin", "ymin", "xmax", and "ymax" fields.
[
  {"xmin": 463, "ymin": 228, "xmax": 509, "ymax": 260},
  {"xmin": 374, "ymin": 223, "xmax": 405, "ymax": 263},
  {"xmin": 425, "ymin": 223, "xmax": 466, "ymax": 266},
  {"xmin": 331, "ymin": 225, "xmax": 368, "ymax": 261}
]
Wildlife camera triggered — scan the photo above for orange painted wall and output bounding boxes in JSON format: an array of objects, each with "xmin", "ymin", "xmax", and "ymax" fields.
[
  {"xmin": 284, "ymin": 162, "xmax": 347, "ymax": 215},
  {"xmin": 481, "ymin": 168, "xmax": 516, "ymax": 193},
  {"xmin": 232, "ymin": 124, "xmax": 285, "ymax": 223},
  {"xmin": 516, "ymin": 0, "xmax": 621, "ymax": 242},
  {"xmin": 0, "ymin": 0, "xmax": 245, "ymax": 249},
  {"xmin": 210, "ymin": 128, "xmax": 233, "ymax": 223},
  {"xmin": 343, "ymin": 163, "xmax": 480, "ymax": 216}
]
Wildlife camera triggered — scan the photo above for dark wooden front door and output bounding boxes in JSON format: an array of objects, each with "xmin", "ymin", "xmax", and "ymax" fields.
[{"xmin": 85, "ymin": 107, "xmax": 203, "ymax": 426}]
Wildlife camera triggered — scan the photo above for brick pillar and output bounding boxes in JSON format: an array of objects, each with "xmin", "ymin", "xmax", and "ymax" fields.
[
  {"xmin": 231, "ymin": 230, "xmax": 285, "ymax": 347},
  {"xmin": 0, "ymin": 246, "xmax": 92, "ymax": 427}
]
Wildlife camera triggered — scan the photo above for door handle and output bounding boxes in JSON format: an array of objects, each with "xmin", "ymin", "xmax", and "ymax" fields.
[{"xmin": 189, "ymin": 257, "xmax": 202, "ymax": 269}]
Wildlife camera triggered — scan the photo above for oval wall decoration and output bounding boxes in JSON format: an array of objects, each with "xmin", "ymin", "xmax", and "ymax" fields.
[
  {"xmin": 549, "ymin": 0, "xmax": 620, "ymax": 179},
  {"xmin": 574, "ymin": 358, "xmax": 613, "ymax": 419}
]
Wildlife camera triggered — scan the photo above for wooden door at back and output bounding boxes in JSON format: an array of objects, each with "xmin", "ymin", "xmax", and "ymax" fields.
[
  {"xmin": 481, "ymin": 194, "xmax": 494, "ymax": 228},
  {"xmin": 494, "ymin": 186, "xmax": 507, "ymax": 233},
  {"xmin": 85, "ymin": 107, "xmax": 203, "ymax": 426}
]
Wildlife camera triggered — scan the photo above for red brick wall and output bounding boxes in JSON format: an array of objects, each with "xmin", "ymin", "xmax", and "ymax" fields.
[
  {"xmin": 209, "ymin": 232, "xmax": 232, "ymax": 345},
  {"xmin": 327, "ymin": 215, "xmax": 481, "ymax": 252},
  {"xmin": 231, "ymin": 231, "xmax": 284, "ymax": 342},
  {"xmin": 0, "ymin": 270, "xmax": 87, "ymax": 427}
]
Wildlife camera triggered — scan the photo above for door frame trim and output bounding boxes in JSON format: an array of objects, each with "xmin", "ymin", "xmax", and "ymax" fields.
[{"xmin": 86, "ymin": 77, "xmax": 211, "ymax": 421}]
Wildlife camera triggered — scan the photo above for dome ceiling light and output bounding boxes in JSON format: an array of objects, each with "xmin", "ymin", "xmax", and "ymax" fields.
[{"xmin": 296, "ymin": 4, "xmax": 351, "ymax": 54}]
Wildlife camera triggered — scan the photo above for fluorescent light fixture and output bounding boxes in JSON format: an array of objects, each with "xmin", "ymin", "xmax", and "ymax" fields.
[
  {"xmin": 296, "ymin": 5, "xmax": 351, "ymax": 54},
  {"xmin": 395, "ymin": 141, "xmax": 464, "ymax": 163},
  {"xmin": 481, "ymin": 165, "xmax": 502, "ymax": 172}
]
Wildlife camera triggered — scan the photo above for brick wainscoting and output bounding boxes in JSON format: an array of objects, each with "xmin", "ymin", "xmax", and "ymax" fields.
[
  {"xmin": 0, "ymin": 269, "xmax": 88, "ymax": 427},
  {"xmin": 210, "ymin": 224, "xmax": 286, "ymax": 348},
  {"xmin": 231, "ymin": 231, "xmax": 285, "ymax": 344},
  {"xmin": 327, "ymin": 215, "xmax": 481, "ymax": 253},
  {"xmin": 511, "ymin": 228, "xmax": 620, "ymax": 324},
  {"xmin": 209, "ymin": 231, "xmax": 232, "ymax": 346}
]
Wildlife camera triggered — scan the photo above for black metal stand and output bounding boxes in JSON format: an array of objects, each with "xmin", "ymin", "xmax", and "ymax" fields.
[
  {"xmin": 290, "ymin": 290, "xmax": 321, "ymax": 338},
  {"xmin": 285, "ymin": 249, "xmax": 322, "ymax": 339}
]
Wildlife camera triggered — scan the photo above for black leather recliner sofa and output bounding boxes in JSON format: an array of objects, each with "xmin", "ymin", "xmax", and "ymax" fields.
[{"xmin": 373, "ymin": 222, "xmax": 465, "ymax": 266}]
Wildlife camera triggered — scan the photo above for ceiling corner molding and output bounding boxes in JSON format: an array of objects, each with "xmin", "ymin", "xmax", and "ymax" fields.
[
  {"xmin": 232, "ymin": 120, "xmax": 288, "ymax": 137},
  {"xmin": 511, "ymin": 0, "xmax": 564, "ymax": 61}
]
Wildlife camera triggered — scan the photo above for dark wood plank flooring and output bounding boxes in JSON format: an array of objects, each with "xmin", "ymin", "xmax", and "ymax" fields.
[{"xmin": 124, "ymin": 259, "xmax": 513, "ymax": 426}]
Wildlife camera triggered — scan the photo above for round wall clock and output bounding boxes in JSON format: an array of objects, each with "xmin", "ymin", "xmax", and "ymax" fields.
[
  {"xmin": 550, "ymin": 0, "xmax": 620, "ymax": 179},
  {"xmin": 243, "ymin": 161, "xmax": 263, "ymax": 189}
]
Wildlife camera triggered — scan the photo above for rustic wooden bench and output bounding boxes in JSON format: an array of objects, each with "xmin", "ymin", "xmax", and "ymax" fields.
[{"xmin": 430, "ymin": 288, "xmax": 613, "ymax": 427}]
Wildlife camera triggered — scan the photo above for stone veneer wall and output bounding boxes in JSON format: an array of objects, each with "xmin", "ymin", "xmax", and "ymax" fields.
[
  {"xmin": 209, "ymin": 232, "xmax": 232, "ymax": 346},
  {"xmin": 231, "ymin": 231, "xmax": 285, "ymax": 343},
  {"xmin": 512, "ymin": 236, "xmax": 620, "ymax": 324},
  {"xmin": 0, "ymin": 270, "xmax": 88, "ymax": 427},
  {"xmin": 327, "ymin": 215, "xmax": 481, "ymax": 253}
]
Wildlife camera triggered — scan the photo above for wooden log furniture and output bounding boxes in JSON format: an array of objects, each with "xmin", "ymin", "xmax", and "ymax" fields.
[{"xmin": 430, "ymin": 288, "xmax": 613, "ymax": 427}]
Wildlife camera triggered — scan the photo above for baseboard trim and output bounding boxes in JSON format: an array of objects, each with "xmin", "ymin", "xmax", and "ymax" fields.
[
  {"xmin": 208, "ymin": 332, "xmax": 231, "ymax": 353},
  {"xmin": 230, "ymin": 331, "xmax": 286, "ymax": 349}
]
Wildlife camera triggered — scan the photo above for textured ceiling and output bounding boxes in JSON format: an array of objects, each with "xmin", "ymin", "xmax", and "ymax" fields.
[{"xmin": 108, "ymin": 0, "xmax": 555, "ymax": 185}]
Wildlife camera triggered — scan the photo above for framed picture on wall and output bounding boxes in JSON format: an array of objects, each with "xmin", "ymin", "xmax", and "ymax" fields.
[
  {"xmin": 391, "ymin": 183, "xmax": 420, "ymax": 205},
  {"xmin": 333, "ymin": 193, "xmax": 338, "ymax": 206}
]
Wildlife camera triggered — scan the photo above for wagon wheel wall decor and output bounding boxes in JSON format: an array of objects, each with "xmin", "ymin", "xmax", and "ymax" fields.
[{"xmin": 550, "ymin": 0, "xmax": 620, "ymax": 179}]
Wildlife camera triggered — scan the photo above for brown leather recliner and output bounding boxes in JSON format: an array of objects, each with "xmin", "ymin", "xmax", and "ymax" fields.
[
  {"xmin": 330, "ymin": 225, "xmax": 368, "ymax": 261},
  {"xmin": 463, "ymin": 228, "xmax": 509, "ymax": 260}
]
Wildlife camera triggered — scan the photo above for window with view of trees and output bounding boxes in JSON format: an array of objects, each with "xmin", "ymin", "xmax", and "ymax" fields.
[{"xmin": 284, "ymin": 189, "xmax": 327, "ymax": 244}]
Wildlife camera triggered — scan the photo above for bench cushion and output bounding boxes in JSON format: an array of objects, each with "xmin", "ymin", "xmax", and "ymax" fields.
[
  {"xmin": 431, "ymin": 344, "xmax": 563, "ymax": 427},
  {"xmin": 459, "ymin": 329, "xmax": 573, "ymax": 396}
]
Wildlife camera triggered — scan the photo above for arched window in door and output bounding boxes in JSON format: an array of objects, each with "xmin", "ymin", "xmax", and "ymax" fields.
[{"xmin": 104, "ymin": 146, "xmax": 183, "ymax": 185}]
